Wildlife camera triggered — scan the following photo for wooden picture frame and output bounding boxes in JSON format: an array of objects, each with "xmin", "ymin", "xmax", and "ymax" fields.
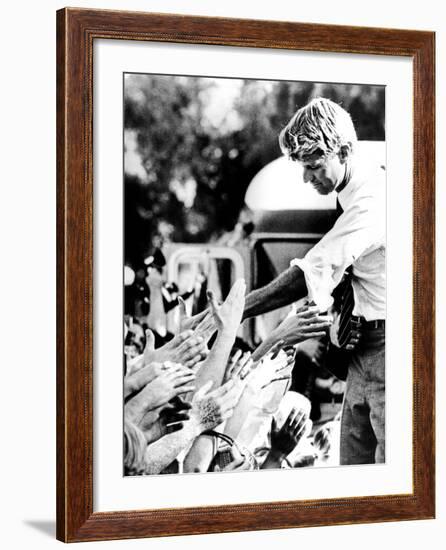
[{"xmin": 56, "ymin": 7, "xmax": 435, "ymax": 543}]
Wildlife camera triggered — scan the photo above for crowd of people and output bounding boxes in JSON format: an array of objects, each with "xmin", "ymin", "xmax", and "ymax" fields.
[{"xmin": 124, "ymin": 263, "xmax": 343, "ymax": 476}]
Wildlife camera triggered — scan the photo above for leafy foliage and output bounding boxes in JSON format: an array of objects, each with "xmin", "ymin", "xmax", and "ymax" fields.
[{"xmin": 124, "ymin": 74, "xmax": 384, "ymax": 268}]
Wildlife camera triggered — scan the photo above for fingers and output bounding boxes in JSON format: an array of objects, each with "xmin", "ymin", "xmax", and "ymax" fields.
[
  {"xmin": 346, "ymin": 331, "xmax": 361, "ymax": 350},
  {"xmin": 172, "ymin": 373, "xmax": 196, "ymax": 388},
  {"xmin": 269, "ymin": 340, "xmax": 285, "ymax": 360},
  {"xmin": 271, "ymin": 416, "xmax": 278, "ymax": 434},
  {"xmin": 294, "ymin": 304, "xmax": 311, "ymax": 315},
  {"xmin": 239, "ymin": 357, "xmax": 254, "ymax": 380},
  {"xmin": 169, "ymin": 395, "xmax": 192, "ymax": 410},
  {"xmin": 219, "ymin": 406, "xmax": 236, "ymax": 423},
  {"xmin": 295, "ymin": 306, "xmax": 321, "ymax": 319},
  {"xmin": 161, "ymin": 361, "xmax": 182, "ymax": 373},
  {"xmin": 283, "ymin": 407, "xmax": 299, "ymax": 430},
  {"xmin": 225, "ymin": 278, "xmax": 246, "ymax": 305},
  {"xmin": 170, "ymin": 411, "xmax": 191, "ymax": 422},
  {"xmin": 283, "ymin": 409, "xmax": 307, "ymax": 443},
  {"xmin": 295, "ymin": 330, "xmax": 327, "ymax": 340},
  {"xmin": 177, "ymin": 336, "xmax": 207, "ymax": 359},
  {"xmin": 193, "ymin": 313, "xmax": 215, "ymax": 338},
  {"xmin": 190, "ymin": 309, "xmax": 210, "ymax": 329},
  {"xmin": 174, "ymin": 384, "xmax": 196, "ymax": 396},
  {"xmin": 264, "ymin": 375, "xmax": 291, "ymax": 387},
  {"xmin": 270, "ymin": 350, "xmax": 292, "ymax": 372},
  {"xmin": 160, "ymin": 403, "xmax": 191, "ymax": 423},
  {"xmin": 227, "ymin": 349, "xmax": 242, "ymax": 378},
  {"xmin": 300, "ymin": 320, "xmax": 332, "ymax": 332},
  {"xmin": 231, "ymin": 352, "xmax": 252, "ymax": 379},
  {"xmin": 207, "ymin": 289, "xmax": 221, "ymax": 319},
  {"xmin": 221, "ymin": 386, "xmax": 243, "ymax": 409},
  {"xmin": 143, "ymin": 329, "xmax": 155, "ymax": 358},
  {"xmin": 293, "ymin": 412, "xmax": 307, "ymax": 435},
  {"xmin": 208, "ymin": 379, "xmax": 235, "ymax": 399},
  {"xmin": 168, "ymin": 365, "xmax": 195, "ymax": 385},
  {"xmin": 184, "ymin": 350, "xmax": 208, "ymax": 369},
  {"xmin": 165, "ymin": 421, "xmax": 185, "ymax": 434},
  {"xmin": 273, "ymin": 362, "xmax": 293, "ymax": 380},
  {"xmin": 283, "ymin": 408, "xmax": 305, "ymax": 431},
  {"xmin": 284, "ymin": 348, "xmax": 297, "ymax": 365},
  {"xmin": 170, "ymin": 330, "xmax": 194, "ymax": 348},
  {"xmin": 297, "ymin": 305, "xmax": 326, "ymax": 317},
  {"xmin": 193, "ymin": 380, "xmax": 214, "ymax": 401},
  {"xmin": 168, "ymin": 331, "xmax": 210, "ymax": 367}
]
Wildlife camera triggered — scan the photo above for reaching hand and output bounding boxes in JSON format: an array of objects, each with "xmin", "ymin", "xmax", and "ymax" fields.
[
  {"xmin": 224, "ymin": 350, "xmax": 253, "ymax": 383},
  {"xmin": 271, "ymin": 305, "xmax": 332, "ymax": 346},
  {"xmin": 142, "ymin": 397, "xmax": 192, "ymax": 444},
  {"xmin": 141, "ymin": 328, "xmax": 209, "ymax": 369},
  {"xmin": 124, "ymin": 361, "xmax": 167, "ymax": 399},
  {"xmin": 145, "ymin": 267, "xmax": 164, "ymax": 290},
  {"xmin": 270, "ymin": 408, "xmax": 308, "ymax": 458},
  {"xmin": 244, "ymin": 349, "xmax": 294, "ymax": 393},
  {"xmin": 207, "ymin": 279, "xmax": 246, "ymax": 336},
  {"xmin": 178, "ymin": 296, "xmax": 209, "ymax": 333},
  {"xmin": 191, "ymin": 310, "xmax": 217, "ymax": 343},
  {"xmin": 190, "ymin": 380, "xmax": 241, "ymax": 433},
  {"xmin": 125, "ymin": 363, "xmax": 196, "ymax": 427}
]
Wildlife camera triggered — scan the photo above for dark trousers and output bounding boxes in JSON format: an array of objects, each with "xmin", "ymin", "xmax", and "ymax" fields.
[{"xmin": 340, "ymin": 327, "xmax": 385, "ymax": 465}]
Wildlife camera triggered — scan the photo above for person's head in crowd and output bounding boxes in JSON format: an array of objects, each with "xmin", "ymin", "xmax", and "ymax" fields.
[
  {"xmin": 124, "ymin": 319, "xmax": 146, "ymax": 359},
  {"xmin": 124, "ymin": 265, "xmax": 136, "ymax": 286},
  {"xmin": 279, "ymin": 97, "xmax": 357, "ymax": 195},
  {"xmin": 312, "ymin": 420, "xmax": 342, "ymax": 466}
]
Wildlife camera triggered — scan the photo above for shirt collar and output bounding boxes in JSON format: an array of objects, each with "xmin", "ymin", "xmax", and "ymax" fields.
[
  {"xmin": 335, "ymin": 159, "xmax": 353, "ymax": 194},
  {"xmin": 336, "ymin": 159, "xmax": 359, "ymax": 208}
]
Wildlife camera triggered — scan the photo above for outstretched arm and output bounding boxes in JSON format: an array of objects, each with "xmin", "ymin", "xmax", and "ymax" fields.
[{"xmin": 243, "ymin": 265, "xmax": 307, "ymax": 320}]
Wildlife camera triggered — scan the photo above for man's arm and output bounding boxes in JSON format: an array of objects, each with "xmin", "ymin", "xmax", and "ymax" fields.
[{"xmin": 243, "ymin": 265, "xmax": 307, "ymax": 320}]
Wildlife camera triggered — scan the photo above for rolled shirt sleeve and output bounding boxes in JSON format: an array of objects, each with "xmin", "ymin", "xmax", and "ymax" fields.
[{"xmin": 291, "ymin": 187, "xmax": 385, "ymax": 317}]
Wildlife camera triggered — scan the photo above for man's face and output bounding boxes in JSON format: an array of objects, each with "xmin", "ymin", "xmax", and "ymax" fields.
[{"xmin": 299, "ymin": 151, "xmax": 345, "ymax": 195}]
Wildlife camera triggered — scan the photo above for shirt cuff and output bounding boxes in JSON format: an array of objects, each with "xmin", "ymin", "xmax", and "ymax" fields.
[{"xmin": 290, "ymin": 258, "xmax": 334, "ymax": 312}]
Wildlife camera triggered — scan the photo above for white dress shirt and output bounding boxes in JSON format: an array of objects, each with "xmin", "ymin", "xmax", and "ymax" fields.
[{"xmin": 291, "ymin": 161, "xmax": 386, "ymax": 321}]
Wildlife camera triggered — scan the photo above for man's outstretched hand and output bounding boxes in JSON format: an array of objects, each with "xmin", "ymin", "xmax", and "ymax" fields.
[{"xmin": 271, "ymin": 305, "xmax": 332, "ymax": 346}]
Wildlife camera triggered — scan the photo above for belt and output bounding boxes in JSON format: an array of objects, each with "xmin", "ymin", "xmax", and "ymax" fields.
[{"xmin": 353, "ymin": 316, "xmax": 385, "ymax": 329}]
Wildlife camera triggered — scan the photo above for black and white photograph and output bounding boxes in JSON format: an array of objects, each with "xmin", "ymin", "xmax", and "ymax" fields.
[
  {"xmin": 122, "ymin": 73, "xmax": 386, "ymax": 476},
  {"xmin": 0, "ymin": 0, "xmax": 441, "ymax": 546}
]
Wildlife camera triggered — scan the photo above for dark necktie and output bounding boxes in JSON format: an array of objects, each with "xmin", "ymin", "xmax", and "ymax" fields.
[
  {"xmin": 336, "ymin": 197, "xmax": 343, "ymax": 218},
  {"xmin": 332, "ymin": 198, "xmax": 357, "ymax": 349}
]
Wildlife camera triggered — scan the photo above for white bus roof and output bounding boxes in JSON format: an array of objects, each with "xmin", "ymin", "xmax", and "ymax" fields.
[{"xmin": 245, "ymin": 141, "xmax": 385, "ymax": 211}]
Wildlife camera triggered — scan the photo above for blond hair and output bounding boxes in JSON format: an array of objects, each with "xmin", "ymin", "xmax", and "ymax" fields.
[{"xmin": 279, "ymin": 97, "xmax": 357, "ymax": 161}]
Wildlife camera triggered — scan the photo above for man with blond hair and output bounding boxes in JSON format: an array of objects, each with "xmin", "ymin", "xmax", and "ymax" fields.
[{"xmin": 243, "ymin": 97, "xmax": 386, "ymax": 465}]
